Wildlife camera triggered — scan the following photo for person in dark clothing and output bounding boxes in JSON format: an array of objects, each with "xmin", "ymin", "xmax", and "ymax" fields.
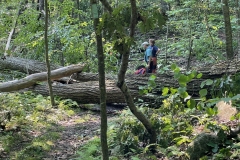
[{"xmin": 149, "ymin": 39, "xmax": 160, "ymax": 73}]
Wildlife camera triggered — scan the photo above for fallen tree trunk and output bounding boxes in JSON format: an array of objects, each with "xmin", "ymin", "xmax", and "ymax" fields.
[
  {"xmin": 30, "ymin": 81, "xmax": 129, "ymax": 104},
  {"xmin": 0, "ymin": 64, "xmax": 85, "ymax": 92},
  {"xmin": 73, "ymin": 72, "xmax": 201, "ymax": 95},
  {"xmin": 0, "ymin": 57, "xmax": 60, "ymax": 74},
  {"xmin": 1, "ymin": 57, "xmax": 240, "ymax": 103}
]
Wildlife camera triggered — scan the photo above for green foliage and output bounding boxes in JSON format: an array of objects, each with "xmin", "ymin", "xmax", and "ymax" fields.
[
  {"xmin": 75, "ymin": 137, "xmax": 101, "ymax": 160},
  {"xmin": 108, "ymin": 109, "xmax": 146, "ymax": 155},
  {"xmin": 1, "ymin": 0, "xmax": 240, "ymax": 159},
  {"xmin": 0, "ymin": 91, "xmax": 78, "ymax": 159},
  {"xmin": 0, "ymin": 69, "xmax": 26, "ymax": 82}
]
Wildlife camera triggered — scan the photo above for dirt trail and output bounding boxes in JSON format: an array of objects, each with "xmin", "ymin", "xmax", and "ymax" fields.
[{"xmin": 43, "ymin": 111, "xmax": 118, "ymax": 160}]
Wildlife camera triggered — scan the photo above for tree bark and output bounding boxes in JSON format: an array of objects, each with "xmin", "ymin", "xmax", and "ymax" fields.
[
  {"xmin": 4, "ymin": 2, "xmax": 21, "ymax": 56},
  {"xmin": 0, "ymin": 64, "xmax": 85, "ymax": 92},
  {"xmin": 31, "ymin": 81, "xmax": 127, "ymax": 104},
  {"xmin": 0, "ymin": 57, "xmax": 60, "ymax": 74},
  {"xmin": 237, "ymin": 0, "xmax": 240, "ymax": 56},
  {"xmin": 91, "ymin": 0, "xmax": 109, "ymax": 159},
  {"xmin": 222, "ymin": 0, "xmax": 234, "ymax": 60},
  {"xmin": 114, "ymin": 0, "xmax": 157, "ymax": 145},
  {"xmin": 2, "ymin": 57, "xmax": 240, "ymax": 103},
  {"xmin": 37, "ymin": 0, "xmax": 44, "ymax": 20},
  {"xmin": 44, "ymin": 0, "xmax": 55, "ymax": 106}
]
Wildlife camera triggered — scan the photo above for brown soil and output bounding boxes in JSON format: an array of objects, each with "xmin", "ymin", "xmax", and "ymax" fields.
[{"xmin": 43, "ymin": 111, "xmax": 117, "ymax": 159}]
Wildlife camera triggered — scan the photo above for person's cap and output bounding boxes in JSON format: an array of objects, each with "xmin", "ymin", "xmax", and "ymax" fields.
[{"xmin": 141, "ymin": 42, "xmax": 149, "ymax": 46}]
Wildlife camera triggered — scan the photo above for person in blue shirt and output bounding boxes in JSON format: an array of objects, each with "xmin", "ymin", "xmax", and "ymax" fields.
[
  {"xmin": 142, "ymin": 42, "xmax": 153, "ymax": 73},
  {"xmin": 149, "ymin": 39, "xmax": 160, "ymax": 73}
]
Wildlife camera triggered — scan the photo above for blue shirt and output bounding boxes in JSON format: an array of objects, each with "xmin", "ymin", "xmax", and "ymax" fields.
[
  {"xmin": 151, "ymin": 45, "xmax": 158, "ymax": 57},
  {"xmin": 144, "ymin": 46, "xmax": 152, "ymax": 63}
]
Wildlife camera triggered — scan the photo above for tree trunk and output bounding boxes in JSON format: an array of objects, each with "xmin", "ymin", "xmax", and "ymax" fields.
[
  {"xmin": 37, "ymin": 0, "xmax": 44, "ymax": 20},
  {"xmin": 4, "ymin": 1, "xmax": 22, "ymax": 56},
  {"xmin": 91, "ymin": 0, "xmax": 109, "ymax": 159},
  {"xmin": 0, "ymin": 64, "xmax": 85, "ymax": 92},
  {"xmin": 31, "ymin": 81, "xmax": 127, "ymax": 104},
  {"xmin": 115, "ymin": 0, "xmax": 157, "ymax": 145},
  {"xmin": 0, "ymin": 57, "xmax": 60, "ymax": 74},
  {"xmin": 237, "ymin": 0, "xmax": 240, "ymax": 56},
  {"xmin": 44, "ymin": 0, "xmax": 55, "ymax": 106},
  {"xmin": 222, "ymin": 0, "xmax": 234, "ymax": 60},
  {"xmin": 2, "ymin": 57, "xmax": 240, "ymax": 103}
]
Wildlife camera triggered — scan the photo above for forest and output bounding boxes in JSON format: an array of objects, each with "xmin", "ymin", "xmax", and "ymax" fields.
[{"xmin": 0, "ymin": 0, "xmax": 240, "ymax": 159}]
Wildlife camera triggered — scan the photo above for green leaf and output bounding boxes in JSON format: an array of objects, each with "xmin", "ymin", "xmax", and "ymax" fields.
[
  {"xmin": 221, "ymin": 97, "xmax": 231, "ymax": 103},
  {"xmin": 206, "ymin": 107, "xmax": 216, "ymax": 116},
  {"xmin": 205, "ymin": 79, "xmax": 213, "ymax": 86},
  {"xmin": 197, "ymin": 102, "xmax": 204, "ymax": 110},
  {"xmin": 192, "ymin": 70, "xmax": 197, "ymax": 77},
  {"xmin": 174, "ymin": 72, "xmax": 181, "ymax": 79},
  {"xmin": 180, "ymin": 91, "xmax": 189, "ymax": 98},
  {"xmin": 162, "ymin": 87, "xmax": 169, "ymax": 96},
  {"xmin": 178, "ymin": 87, "xmax": 186, "ymax": 94},
  {"xmin": 200, "ymin": 81, "xmax": 206, "ymax": 88},
  {"xmin": 179, "ymin": 75, "xmax": 189, "ymax": 84},
  {"xmin": 232, "ymin": 94, "xmax": 240, "ymax": 100},
  {"xmin": 170, "ymin": 88, "xmax": 177, "ymax": 94},
  {"xmin": 149, "ymin": 74, "xmax": 156, "ymax": 81},
  {"xmin": 187, "ymin": 99, "xmax": 196, "ymax": 109},
  {"xmin": 232, "ymin": 142, "xmax": 240, "ymax": 149},
  {"xmin": 174, "ymin": 136, "xmax": 191, "ymax": 146},
  {"xmin": 131, "ymin": 157, "xmax": 140, "ymax": 160},
  {"xmin": 212, "ymin": 146, "xmax": 219, "ymax": 153},
  {"xmin": 174, "ymin": 67, "xmax": 180, "ymax": 73},
  {"xmin": 171, "ymin": 63, "xmax": 177, "ymax": 70},
  {"xmin": 188, "ymin": 72, "xmax": 195, "ymax": 79},
  {"xmin": 199, "ymin": 89, "xmax": 207, "ymax": 97},
  {"xmin": 197, "ymin": 73, "xmax": 202, "ymax": 78},
  {"xmin": 207, "ymin": 142, "xmax": 217, "ymax": 147}
]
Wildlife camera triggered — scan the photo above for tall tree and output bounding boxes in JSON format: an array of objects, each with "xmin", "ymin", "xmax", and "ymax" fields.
[
  {"xmin": 237, "ymin": 0, "xmax": 240, "ymax": 55},
  {"xmin": 100, "ymin": 0, "xmax": 157, "ymax": 145},
  {"xmin": 37, "ymin": 0, "xmax": 44, "ymax": 20},
  {"xmin": 90, "ymin": 0, "xmax": 109, "ymax": 159},
  {"xmin": 4, "ymin": 2, "xmax": 21, "ymax": 56},
  {"xmin": 222, "ymin": 0, "xmax": 234, "ymax": 59},
  {"xmin": 44, "ymin": 0, "xmax": 55, "ymax": 106}
]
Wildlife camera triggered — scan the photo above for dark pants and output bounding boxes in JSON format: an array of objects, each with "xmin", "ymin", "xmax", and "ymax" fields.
[
  {"xmin": 152, "ymin": 57, "xmax": 157, "ymax": 73},
  {"xmin": 147, "ymin": 61, "xmax": 154, "ymax": 73}
]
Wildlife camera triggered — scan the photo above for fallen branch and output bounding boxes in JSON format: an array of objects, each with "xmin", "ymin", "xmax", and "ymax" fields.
[{"xmin": 0, "ymin": 64, "xmax": 85, "ymax": 92}]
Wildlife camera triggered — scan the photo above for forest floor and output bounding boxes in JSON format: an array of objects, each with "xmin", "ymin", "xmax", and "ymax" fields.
[
  {"xmin": 43, "ymin": 110, "xmax": 118, "ymax": 159},
  {"xmin": 1, "ymin": 55, "xmax": 239, "ymax": 160},
  {"xmin": 0, "ymin": 108, "xmax": 121, "ymax": 160}
]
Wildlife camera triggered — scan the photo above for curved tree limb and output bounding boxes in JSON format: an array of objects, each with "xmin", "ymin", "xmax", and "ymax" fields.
[{"xmin": 116, "ymin": 0, "xmax": 157, "ymax": 145}]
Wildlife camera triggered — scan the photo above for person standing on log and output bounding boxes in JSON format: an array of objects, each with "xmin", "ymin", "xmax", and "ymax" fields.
[
  {"xmin": 149, "ymin": 39, "xmax": 160, "ymax": 73},
  {"xmin": 142, "ymin": 42, "xmax": 153, "ymax": 73}
]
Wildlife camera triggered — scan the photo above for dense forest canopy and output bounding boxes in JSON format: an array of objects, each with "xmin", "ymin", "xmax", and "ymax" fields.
[{"xmin": 0, "ymin": 0, "xmax": 240, "ymax": 159}]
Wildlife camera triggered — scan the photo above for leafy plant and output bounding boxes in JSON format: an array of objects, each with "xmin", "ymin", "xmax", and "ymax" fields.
[{"xmin": 75, "ymin": 137, "xmax": 101, "ymax": 160}]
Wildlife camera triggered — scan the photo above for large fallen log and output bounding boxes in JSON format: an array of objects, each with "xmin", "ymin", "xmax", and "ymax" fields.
[
  {"xmin": 30, "ymin": 81, "xmax": 128, "ymax": 104},
  {"xmin": 0, "ymin": 64, "xmax": 85, "ymax": 92},
  {"xmin": 1, "ymin": 57, "xmax": 240, "ymax": 103},
  {"xmin": 0, "ymin": 57, "xmax": 60, "ymax": 74}
]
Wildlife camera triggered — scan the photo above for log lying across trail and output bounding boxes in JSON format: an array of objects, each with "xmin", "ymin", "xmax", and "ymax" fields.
[
  {"xmin": 1, "ymin": 57, "xmax": 240, "ymax": 103},
  {"xmin": 32, "ymin": 81, "xmax": 128, "ymax": 104}
]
